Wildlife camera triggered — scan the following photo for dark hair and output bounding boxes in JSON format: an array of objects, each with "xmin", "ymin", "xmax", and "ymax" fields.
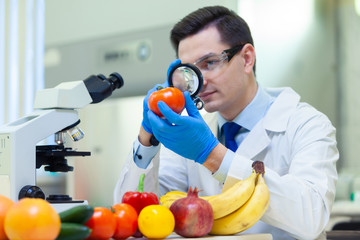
[{"xmin": 170, "ymin": 6, "xmax": 256, "ymax": 73}]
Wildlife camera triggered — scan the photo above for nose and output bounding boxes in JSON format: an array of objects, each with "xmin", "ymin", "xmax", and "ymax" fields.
[{"xmin": 200, "ymin": 70, "xmax": 209, "ymax": 87}]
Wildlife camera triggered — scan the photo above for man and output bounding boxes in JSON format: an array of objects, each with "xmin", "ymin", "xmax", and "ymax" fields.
[{"xmin": 114, "ymin": 6, "xmax": 338, "ymax": 240}]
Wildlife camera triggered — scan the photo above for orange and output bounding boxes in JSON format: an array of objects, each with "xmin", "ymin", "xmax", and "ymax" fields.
[
  {"xmin": 4, "ymin": 198, "xmax": 60, "ymax": 240},
  {"xmin": 0, "ymin": 195, "xmax": 14, "ymax": 240}
]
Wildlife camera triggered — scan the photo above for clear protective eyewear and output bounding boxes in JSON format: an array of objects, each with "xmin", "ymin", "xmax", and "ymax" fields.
[
  {"xmin": 194, "ymin": 44, "xmax": 246, "ymax": 72},
  {"xmin": 167, "ymin": 44, "xmax": 245, "ymax": 110}
]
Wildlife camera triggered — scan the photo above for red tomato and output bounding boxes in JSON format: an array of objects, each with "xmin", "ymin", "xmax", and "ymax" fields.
[
  {"xmin": 85, "ymin": 207, "xmax": 116, "ymax": 240},
  {"xmin": 148, "ymin": 87, "xmax": 185, "ymax": 118},
  {"xmin": 112, "ymin": 203, "xmax": 138, "ymax": 240}
]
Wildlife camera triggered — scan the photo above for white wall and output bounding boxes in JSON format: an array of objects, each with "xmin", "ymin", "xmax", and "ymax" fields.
[
  {"xmin": 337, "ymin": 1, "xmax": 360, "ymax": 171},
  {"xmin": 239, "ymin": 0, "xmax": 337, "ymax": 124},
  {"xmin": 45, "ymin": 0, "xmax": 238, "ymax": 46}
]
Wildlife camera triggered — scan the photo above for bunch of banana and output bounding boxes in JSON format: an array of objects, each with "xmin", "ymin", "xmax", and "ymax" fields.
[
  {"xmin": 160, "ymin": 191, "xmax": 189, "ymax": 208},
  {"xmin": 160, "ymin": 191, "xmax": 214, "ymax": 209},
  {"xmin": 160, "ymin": 171, "xmax": 257, "ymax": 219},
  {"xmin": 160, "ymin": 161, "xmax": 270, "ymax": 235},
  {"xmin": 210, "ymin": 161, "xmax": 270, "ymax": 235}
]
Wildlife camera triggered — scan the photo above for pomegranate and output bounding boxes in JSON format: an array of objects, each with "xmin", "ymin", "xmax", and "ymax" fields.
[{"xmin": 169, "ymin": 187, "xmax": 213, "ymax": 237}]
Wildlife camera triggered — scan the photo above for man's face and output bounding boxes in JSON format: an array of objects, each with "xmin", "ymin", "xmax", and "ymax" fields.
[{"xmin": 178, "ymin": 26, "xmax": 256, "ymax": 120}]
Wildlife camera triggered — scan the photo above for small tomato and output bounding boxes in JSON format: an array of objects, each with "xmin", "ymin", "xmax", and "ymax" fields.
[
  {"xmin": 148, "ymin": 87, "xmax": 185, "ymax": 118},
  {"xmin": 85, "ymin": 207, "xmax": 116, "ymax": 240},
  {"xmin": 112, "ymin": 203, "xmax": 138, "ymax": 240}
]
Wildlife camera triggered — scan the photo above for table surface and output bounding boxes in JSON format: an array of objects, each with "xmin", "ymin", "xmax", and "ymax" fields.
[
  {"xmin": 326, "ymin": 230, "xmax": 360, "ymax": 240},
  {"xmin": 131, "ymin": 233, "xmax": 273, "ymax": 240},
  {"xmin": 331, "ymin": 201, "xmax": 360, "ymax": 217}
]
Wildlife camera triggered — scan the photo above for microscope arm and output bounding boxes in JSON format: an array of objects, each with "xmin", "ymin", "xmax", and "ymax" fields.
[{"xmin": 34, "ymin": 73, "xmax": 124, "ymax": 109}]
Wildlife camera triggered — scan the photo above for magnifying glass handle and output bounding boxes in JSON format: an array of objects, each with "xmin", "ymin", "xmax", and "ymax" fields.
[
  {"xmin": 150, "ymin": 135, "xmax": 159, "ymax": 146},
  {"xmin": 193, "ymin": 97, "xmax": 204, "ymax": 110}
]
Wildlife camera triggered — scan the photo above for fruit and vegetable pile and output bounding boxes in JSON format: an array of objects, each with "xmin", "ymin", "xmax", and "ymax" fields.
[
  {"xmin": 161, "ymin": 161, "xmax": 270, "ymax": 235},
  {"xmin": 0, "ymin": 161, "xmax": 269, "ymax": 239}
]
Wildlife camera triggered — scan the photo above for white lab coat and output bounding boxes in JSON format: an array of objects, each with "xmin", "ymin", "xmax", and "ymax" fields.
[{"xmin": 114, "ymin": 87, "xmax": 338, "ymax": 240}]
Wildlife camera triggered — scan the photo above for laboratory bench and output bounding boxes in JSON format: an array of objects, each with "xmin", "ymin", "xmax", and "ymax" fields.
[
  {"xmin": 129, "ymin": 232, "xmax": 360, "ymax": 239},
  {"xmin": 131, "ymin": 234, "xmax": 273, "ymax": 239},
  {"xmin": 325, "ymin": 200, "xmax": 360, "ymax": 239},
  {"xmin": 326, "ymin": 230, "xmax": 360, "ymax": 239}
]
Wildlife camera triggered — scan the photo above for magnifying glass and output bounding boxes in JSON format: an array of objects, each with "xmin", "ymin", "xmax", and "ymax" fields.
[
  {"xmin": 149, "ymin": 63, "xmax": 205, "ymax": 146},
  {"xmin": 168, "ymin": 63, "xmax": 204, "ymax": 110}
]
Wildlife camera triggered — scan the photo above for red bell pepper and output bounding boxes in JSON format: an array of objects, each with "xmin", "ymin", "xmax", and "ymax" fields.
[
  {"xmin": 122, "ymin": 173, "xmax": 159, "ymax": 238},
  {"xmin": 122, "ymin": 173, "xmax": 159, "ymax": 213}
]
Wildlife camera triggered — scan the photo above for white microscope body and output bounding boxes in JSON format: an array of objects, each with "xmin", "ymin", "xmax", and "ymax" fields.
[{"xmin": 0, "ymin": 73, "xmax": 123, "ymax": 211}]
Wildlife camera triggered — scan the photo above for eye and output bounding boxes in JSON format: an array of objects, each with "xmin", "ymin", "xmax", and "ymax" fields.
[{"xmin": 198, "ymin": 57, "xmax": 221, "ymax": 71}]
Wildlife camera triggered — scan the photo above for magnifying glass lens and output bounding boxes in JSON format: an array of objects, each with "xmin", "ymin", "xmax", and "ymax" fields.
[
  {"xmin": 171, "ymin": 66, "xmax": 199, "ymax": 95},
  {"xmin": 168, "ymin": 63, "xmax": 204, "ymax": 110}
]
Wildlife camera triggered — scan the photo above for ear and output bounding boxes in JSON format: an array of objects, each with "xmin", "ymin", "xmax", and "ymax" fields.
[{"xmin": 241, "ymin": 43, "xmax": 255, "ymax": 74}]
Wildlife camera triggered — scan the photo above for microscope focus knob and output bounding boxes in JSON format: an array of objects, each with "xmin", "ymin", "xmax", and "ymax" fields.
[{"xmin": 18, "ymin": 185, "xmax": 45, "ymax": 200}]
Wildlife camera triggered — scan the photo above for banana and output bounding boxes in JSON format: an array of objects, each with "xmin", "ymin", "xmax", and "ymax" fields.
[
  {"xmin": 160, "ymin": 169, "xmax": 258, "ymax": 220},
  {"xmin": 208, "ymin": 169, "xmax": 258, "ymax": 219},
  {"xmin": 210, "ymin": 162, "xmax": 270, "ymax": 235},
  {"xmin": 160, "ymin": 191, "xmax": 214, "ymax": 209},
  {"xmin": 160, "ymin": 191, "xmax": 187, "ymax": 208}
]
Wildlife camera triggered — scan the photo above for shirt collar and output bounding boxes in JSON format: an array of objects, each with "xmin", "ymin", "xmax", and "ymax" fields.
[{"xmin": 218, "ymin": 84, "xmax": 274, "ymax": 131}]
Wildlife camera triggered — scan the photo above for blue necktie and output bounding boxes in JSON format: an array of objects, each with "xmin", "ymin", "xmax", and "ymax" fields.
[{"xmin": 223, "ymin": 122, "xmax": 241, "ymax": 152}]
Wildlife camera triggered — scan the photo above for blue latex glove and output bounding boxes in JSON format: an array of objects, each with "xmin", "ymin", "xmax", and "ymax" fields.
[
  {"xmin": 141, "ymin": 59, "xmax": 181, "ymax": 134},
  {"xmin": 148, "ymin": 91, "xmax": 219, "ymax": 164}
]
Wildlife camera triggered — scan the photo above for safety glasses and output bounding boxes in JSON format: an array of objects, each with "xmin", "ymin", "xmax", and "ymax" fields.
[{"xmin": 194, "ymin": 44, "xmax": 246, "ymax": 72}]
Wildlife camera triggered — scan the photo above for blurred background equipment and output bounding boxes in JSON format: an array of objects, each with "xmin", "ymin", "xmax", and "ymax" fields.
[{"xmin": 0, "ymin": 73, "xmax": 124, "ymax": 212}]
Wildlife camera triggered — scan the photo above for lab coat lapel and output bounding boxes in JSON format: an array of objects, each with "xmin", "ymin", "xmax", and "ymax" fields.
[
  {"xmin": 236, "ymin": 123, "xmax": 270, "ymax": 159},
  {"xmin": 202, "ymin": 87, "xmax": 301, "ymax": 160},
  {"xmin": 236, "ymin": 87, "xmax": 301, "ymax": 159}
]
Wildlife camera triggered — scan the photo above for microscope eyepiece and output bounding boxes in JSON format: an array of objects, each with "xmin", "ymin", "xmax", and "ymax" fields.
[
  {"xmin": 95, "ymin": 73, "xmax": 124, "ymax": 91},
  {"xmin": 96, "ymin": 74, "xmax": 107, "ymax": 80},
  {"xmin": 84, "ymin": 72, "xmax": 124, "ymax": 103},
  {"xmin": 108, "ymin": 72, "xmax": 124, "ymax": 90}
]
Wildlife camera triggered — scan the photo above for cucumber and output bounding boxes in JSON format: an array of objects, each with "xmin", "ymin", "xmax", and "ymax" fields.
[
  {"xmin": 59, "ymin": 205, "xmax": 94, "ymax": 224},
  {"xmin": 56, "ymin": 223, "xmax": 92, "ymax": 240}
]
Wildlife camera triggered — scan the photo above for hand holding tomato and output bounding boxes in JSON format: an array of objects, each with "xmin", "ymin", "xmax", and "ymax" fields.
[
  {"xmin": 148, "ymin": 91, "xmax": 219, "ymax": 164},
  {"xmin": 142, "ymin": 84, "xmax": 166, "ymax": 134},
  {"xmin": 148, "ymin": 87, "xmax": 185, "ymax": 118},
  {"xmin": 141, "ymin": 59, "xmax": 181, "ymax": 134}
]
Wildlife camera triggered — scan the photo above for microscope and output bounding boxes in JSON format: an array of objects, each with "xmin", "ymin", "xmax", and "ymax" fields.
[{"xmin": 0, "ymin": 73, "xmax": 124, "ymax": 212}]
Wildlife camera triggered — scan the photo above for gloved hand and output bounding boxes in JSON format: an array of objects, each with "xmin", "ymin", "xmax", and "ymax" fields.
[
  {"xmin": 141, "ymin": 59, "xmax": 181, "ymax": 134},
  {"xmin": 147, "ymin": 91, "xmax": 219, "ymax": 164}
]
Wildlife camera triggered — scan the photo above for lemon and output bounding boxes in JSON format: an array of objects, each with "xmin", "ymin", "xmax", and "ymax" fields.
[{"xmin": 138, "ymin": 205, "xmax": 175, "ymax": 238}]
